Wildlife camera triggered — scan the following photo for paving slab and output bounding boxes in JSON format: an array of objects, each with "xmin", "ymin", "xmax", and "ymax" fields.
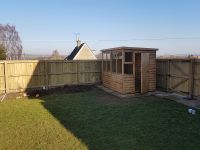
[{"xmin": 96, "ymin": 85, "xmax": 140, "ymax": 98}]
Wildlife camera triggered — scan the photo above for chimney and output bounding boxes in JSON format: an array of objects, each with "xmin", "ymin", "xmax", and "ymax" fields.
[{"xmin": 77, "ymin": 37, "xmax": 81, "ymax": 47}]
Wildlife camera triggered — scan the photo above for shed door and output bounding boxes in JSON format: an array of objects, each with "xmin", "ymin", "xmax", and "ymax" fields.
[{"xmin": 141, "ymin": 53, "xmax": 150, "ymax": 94}]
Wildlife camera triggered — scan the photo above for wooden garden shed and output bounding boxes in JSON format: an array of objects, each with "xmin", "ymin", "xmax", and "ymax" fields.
[{"xmin": 101, "ymin": 47, "xmax": 158, "ymax": 94}]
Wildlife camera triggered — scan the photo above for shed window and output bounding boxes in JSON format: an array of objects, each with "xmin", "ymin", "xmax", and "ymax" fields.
[
  {"xmin": 107, "ymin": 53, "xmax": 111, "ymax": 59},
  {"xmin": 103, "ymin": 53, "xmax": 107, "ymax": 60},
  {"xmin": 112, "ymin": 59, "xmax": 116, "ymax": 72},
  {"xmin": 103, "ymin": 53, "xmax": 106, "ymax": 72},
  {"xmin": 111, "ymin": 53, "xmax": 117, "ymax": 73},
  {"xmin": 103, "ymin": 61, "xmax": 106, "ymax": 72},
  {"xmin": 117, "ymin": 59, "xmax": 122, "ymax": 73},
  {"xmin": 124, "ymin": 64, "xmax": 133, "ymax": 74},
  {"xmin": 106, "ymin": 53, "xmax": 111, "ymax": 72},
  {"xmin": 125, "ymin": 52, "xmax": 133, "ymax": 62},
  {"xmin": 107, "ymin": 60, "xmax": 110, "ymax": 72},
  {"xmin": 112, "ymin": 60, "xmax": 116, "ymax": 72},
  {"xmin": 117, "ymin": 52, "xmax": 122, "ymax": 73}
]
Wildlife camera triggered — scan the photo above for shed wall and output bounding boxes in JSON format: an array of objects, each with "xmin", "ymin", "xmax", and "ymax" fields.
[
  {"xmin": 102, "ymin": 72, "xmax": 123, "ymax": 93},
  {"xmin": 102, "ymin": 51, "xmax": 157, "ymax": 94},
  {"xmin": 102, "ymin": 73, "xmax": 135, "ymax": 94}
]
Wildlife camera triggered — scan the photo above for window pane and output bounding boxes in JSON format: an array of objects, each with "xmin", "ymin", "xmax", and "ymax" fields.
[
  {"xmin": 112, "ymin": 59, "xmax": 116, "ymax": 72},
  {"xmin": 111, "ymin": 52, "xmax": 117, "ymax": 73},
  {"xmin": 117, "ymin": 59, "xmax": 122, "ymax": 73},
  {"xmin": 107, "ymin": 53, "xmax": 111, "ymax": 59},
  {"xmin": 124, "ymin": 64, "xmax": 133, "ymax": 74},
  {"xmin": 103, "ymin": 61, "xmax": 106, "ymax": 72},
  {"xmin": 107, "ymin": 61, "xmax": 110, "ymax": 72},
  {"xmin": 117, "ymin": 52, "xmax": 122, "ymax": 59},
  {"xmin": 125, "ymin": 52, "xmax": 133, "ymax": 62},
  {"xmin": 103, "ymin": 53, "xmax": 106, "ymax": 60}
]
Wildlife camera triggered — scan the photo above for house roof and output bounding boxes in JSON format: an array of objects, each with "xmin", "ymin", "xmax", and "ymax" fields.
[
  {"xmin": 101, "ymin": 46, "xmax": 158, "ymax": 52},
  {"xmin": 65, "ymin": 43, "xmax": 85, "ymax": 60}
]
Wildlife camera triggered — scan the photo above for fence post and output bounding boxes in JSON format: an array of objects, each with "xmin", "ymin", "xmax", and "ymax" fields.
[
  {"xmin": 122, "ymin": 51, "xmax": 124, "ymax": 75},
  {"xmin": 167, "ymin": 60, "xmax": 170, "ymax": 91},
  {"xmin": 77, "ymin": 61, "xmax": 79, "ymax": 84},
  {"xmin": 4, "ymin": 61, "xmax": 9, "ymax": 93},
  {"xmin": 45, "ymin": 60, "xmax": 49, "ymax": 89},
  {"xmin": 189, "ymin": 59, "xmax": 195, "ymax": 99},
  {"xmin": 102, "ymin": 52, "xmax": 104, "ymax": 73}
]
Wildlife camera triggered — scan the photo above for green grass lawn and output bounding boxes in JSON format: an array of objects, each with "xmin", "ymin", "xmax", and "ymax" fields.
[{"xmin": 0, "ymin": 88, "xmax": 200, "ymax": 150}]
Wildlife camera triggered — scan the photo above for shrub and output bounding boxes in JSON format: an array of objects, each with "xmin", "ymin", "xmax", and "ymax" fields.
[{"xmin": 0, "ymin": 45, "xmax": 6, "ymax": 60}]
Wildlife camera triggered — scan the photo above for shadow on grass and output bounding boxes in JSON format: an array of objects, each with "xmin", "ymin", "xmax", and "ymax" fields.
[{"xmin": 37, "ymin": 87, "xmax": 200, "ymax": 150}]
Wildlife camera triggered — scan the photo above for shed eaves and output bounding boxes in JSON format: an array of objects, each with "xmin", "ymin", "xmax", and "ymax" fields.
[{"xmin": 101, "ymin": 46, "xmax": 158, "ymax": 52}]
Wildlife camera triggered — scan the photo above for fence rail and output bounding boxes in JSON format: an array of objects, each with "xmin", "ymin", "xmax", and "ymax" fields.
[
  {"xmin": 0, "ymin": 60, "xmax": 101, "ymax": 94},
  {"xmin": 156, "ymin": 59, "xmax": 200, "ymax": 97}
]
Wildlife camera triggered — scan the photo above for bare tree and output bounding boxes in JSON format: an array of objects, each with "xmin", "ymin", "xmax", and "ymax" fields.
[
  {"xmin": 50, "ymin": 49, "xmax": 62, "ymax": 60},
  {"xmin": 0, "ymin": 24, "xmax": 23, "ymax": 60}
]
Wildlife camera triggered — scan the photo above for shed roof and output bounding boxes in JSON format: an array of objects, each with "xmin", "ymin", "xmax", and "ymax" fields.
[{"xmin": 101, "ymin": 46, "xmax": 158, "ymax": 52}]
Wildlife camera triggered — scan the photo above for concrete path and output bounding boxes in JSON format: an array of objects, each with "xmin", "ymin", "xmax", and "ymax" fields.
[{"xmin": 97, "ymin": 85, "xmax": 200, "ymax": 109}]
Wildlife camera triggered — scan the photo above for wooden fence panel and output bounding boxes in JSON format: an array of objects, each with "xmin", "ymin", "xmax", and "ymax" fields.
[
  {"xmin": 6, "ymin": 61, "xmax": 45, "ymax": 92},
  {"xmin": 78, "ymin": 61, "xmax": 101, "ymax": 84},
  {"xmin": 194, "ymin": 60, "xmax": 200, "ymax": 96},
  {"xmin": 156, "ymin": 60, "xmax": 168, "ymax": 89},
  {"xmin": 156, "ymin": 59, "xmax": 200, "ymax": 97},
  {"xmin": 169, "ymin": 60, "xmax": 190, "ymax": 93},
  {"xmin": 0, "ymin": 60, "xmax": 101, "ymax": 94},
  {"xmin": 48, "ymin": 61, "xmax": 78, "ymax": 86}
]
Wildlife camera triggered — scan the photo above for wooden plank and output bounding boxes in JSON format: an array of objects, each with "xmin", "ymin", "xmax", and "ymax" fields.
[
  {"xmin": 194, "ymin": 61, "xmax": 200, "ymax": 96},
  {"xmin": 170, "ymin": 61, "xmax": 190, "ymax": 77},
  {"xmin": 156, "ymin": 60, "xmax": 168, "ymax": 89},
  {"xmin": 189, "ymin": 59, "xmax": 195, "ymax": 98},
  {"xmin": 102, "ymin": 52, "xmax": 104, "ymax": 76},
  {"xmin": 141, "ymin": 53, "xmax": 150, "ymax": 94},
  {"xmin": 4, "ymin": 62, "xmax": 9, "ymax": 93},
  {"xmin": 148, "ymin": 53, "xmax": 156, "ymax": 91},
  {"xmin": 0, "ymin": 63, "xmax": 5, "ymax": 93},
  {"xmin": 45, "ymin": 61, "xmax": 49, "ymax": 89},
  {"xmin": 122, "ymin": 50, "xmax": 124, "ymax": 75},
  {"xmin": 170, "ymin": 78, "xmax": 188, "ymax": 90},
  {"xmin": 77, "ymin": 61, "xmax": 79, "ymax": 84},
  {"xmin": 167, "ymin": 60, "xmax": 170, "ymax": 91}
]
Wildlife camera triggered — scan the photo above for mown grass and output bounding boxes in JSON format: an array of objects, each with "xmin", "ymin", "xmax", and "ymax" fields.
[{"xmin": 0, "ymin": 89, "xmax": 200, "ymax": 150}]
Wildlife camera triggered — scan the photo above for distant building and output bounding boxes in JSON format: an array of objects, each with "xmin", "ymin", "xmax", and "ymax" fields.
[
  {"xmin": 157, "ymin": 54, "xmax": 200, "ymax": 59},
  {"xmin": 23, "ymin": 54, "xmax": 66, "ymax": 60},
  {"xmin": 95, "ymin": 53, "xmax": 102, "ymax": 60},
  {"xmin": 65, "ymin": 39, "xmax": 97, "ymax": 60},
  {"xmin": 189, "ymin": 55, "xmax": 200, "ymax": 59}
]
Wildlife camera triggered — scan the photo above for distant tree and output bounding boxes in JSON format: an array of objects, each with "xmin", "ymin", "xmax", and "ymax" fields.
[
  {"xmin": 0, "ymin": 45, "xmax": 6, "ymax": 60},
  {"xmin": 50, "ymin": 50, "xmax": 62, "ymax": 60},
  {"xmin": 0, "ymin": 24, "xmax": 23, "ymax": 60}
]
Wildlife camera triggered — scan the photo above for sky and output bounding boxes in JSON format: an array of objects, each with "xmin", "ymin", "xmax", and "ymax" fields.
[{"xmin": 1, "ymin": 0, "xmax": 200, "ymax": 55}]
